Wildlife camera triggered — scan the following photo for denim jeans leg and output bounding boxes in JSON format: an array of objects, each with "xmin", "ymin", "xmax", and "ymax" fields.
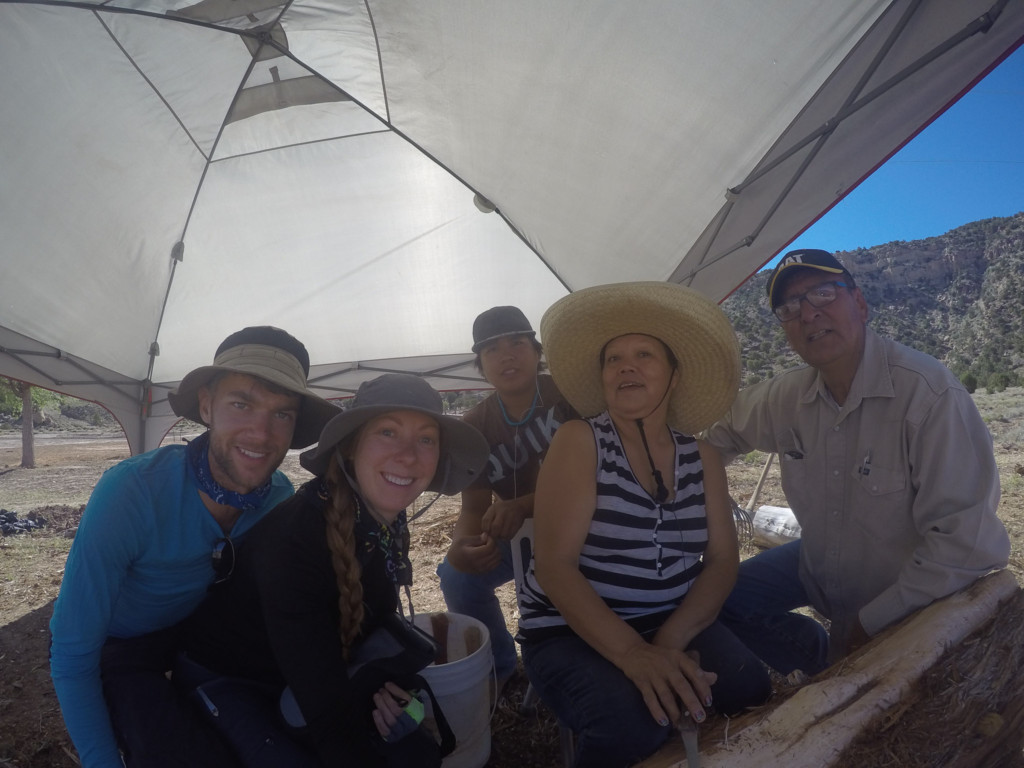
[
  {"xmin": 684, "ymin": 620, "xmax": 772, "ymax": 715},
  {"xmin": 523, "ymin": 634, "xmax": 670, "ymax": 768},
  {"xmin": 718, "ymin": 540, "xmax": 829, "ymax": 675},
  {"xmin": 436, "ymin": 540, "xmax": 518, "ymax": 680}
]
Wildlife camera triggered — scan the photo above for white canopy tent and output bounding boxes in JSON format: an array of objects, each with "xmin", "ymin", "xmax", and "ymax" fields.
[{"xmin": 2, "ymin": 0, "xmax": 1022, "ymax": 454}]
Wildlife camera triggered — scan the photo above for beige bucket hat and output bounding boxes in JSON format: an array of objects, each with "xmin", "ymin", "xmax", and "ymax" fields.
[{"xmin": 167, "ymin": 326, "xmax": 339, "ymax": 448}]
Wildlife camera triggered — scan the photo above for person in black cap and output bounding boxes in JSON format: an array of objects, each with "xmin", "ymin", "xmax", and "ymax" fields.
[
  {"xmin": 50, "ymin": 326, "xmax": 338, "ymax": 768},
  {"xmin": 706, "ymin": 249, "xmax": 1010, "ymax": 675},
  {"xmin": 180, "ymin": 373, "xmax": 488, "ymax": 767},
  {"xmin": 436, "ymin": 306, "xmax": 577, "ymax": 689}
]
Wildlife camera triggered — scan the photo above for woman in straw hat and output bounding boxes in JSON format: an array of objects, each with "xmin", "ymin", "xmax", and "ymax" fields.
[
  {"xmin": 518, "ymin": 283, "xmax": 771, "ymax": 767},
  {"xmin": 182, "ymin": 374, "xmax": 488, "ymax": 767}
]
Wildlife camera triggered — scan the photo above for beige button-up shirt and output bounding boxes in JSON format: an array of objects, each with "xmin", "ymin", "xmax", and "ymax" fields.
[{"xmin": 706, "ymin": 328, "xmax": 1009, "ymax": 654}]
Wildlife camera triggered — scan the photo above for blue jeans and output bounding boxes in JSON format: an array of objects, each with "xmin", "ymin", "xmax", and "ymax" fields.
[
  {"xmin": 436, "ymin": 539, "xmax": 518, "ymax": 681},
  {"xmin": 522, "ymin": 621, "xmax": 770, "ymax": 768},
  {"xmin": 718, "ymin": 540, "xmax": 829, "ymax": 676}
]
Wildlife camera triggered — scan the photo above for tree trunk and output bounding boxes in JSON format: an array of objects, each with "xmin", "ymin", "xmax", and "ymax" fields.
[
  {"xmin": 20, "ymin": 383, "xmax": 35, "ymax": 469},
  {"xmin": 639, "ymin": 569, "xmax": 1022, "ymax": 768}
]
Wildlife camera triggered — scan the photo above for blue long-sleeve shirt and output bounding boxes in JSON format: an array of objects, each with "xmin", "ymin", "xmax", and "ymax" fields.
[{"xmin": 49, "ymin": 444, "xmax": 293, "ymax": 768}]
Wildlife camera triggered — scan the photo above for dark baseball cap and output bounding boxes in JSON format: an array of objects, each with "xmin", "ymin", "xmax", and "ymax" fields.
[{"xmin": 766, "ymin": 249, "xmax": 851, "ymax": 307}]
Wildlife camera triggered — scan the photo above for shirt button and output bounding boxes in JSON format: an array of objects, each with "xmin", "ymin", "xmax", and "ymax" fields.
[
  {"xmin": 832, "ymin": 510, "xmax": 839, "ymax": 516},
  {"xmin": 834, "ymin": 426, "xmax": 840, "ymax": 432},
  {"xmin": 832, "ymin": 470, "xmax": 839, "ymax": 477}
]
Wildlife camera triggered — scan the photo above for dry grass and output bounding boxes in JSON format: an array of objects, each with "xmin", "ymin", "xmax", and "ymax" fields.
[{"xmin": 837, "ymin": 589, "xmax": 1024, "ymax": 768}]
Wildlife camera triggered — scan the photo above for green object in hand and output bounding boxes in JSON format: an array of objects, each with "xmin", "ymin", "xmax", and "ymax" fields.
[{"xmin": 385, "ymin": 690, "xmax": 426, "ymax": 742}]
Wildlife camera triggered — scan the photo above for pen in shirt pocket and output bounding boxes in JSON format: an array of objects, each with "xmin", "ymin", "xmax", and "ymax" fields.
[{"xmin": 858, "ymin": 449, "xmax": 872, "ymax": 476}]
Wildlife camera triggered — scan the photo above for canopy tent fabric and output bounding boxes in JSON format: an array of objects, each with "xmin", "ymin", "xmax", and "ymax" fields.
[{"xmin": 1, "ymin": 0, "xmax": 1022, "ymax": 454}]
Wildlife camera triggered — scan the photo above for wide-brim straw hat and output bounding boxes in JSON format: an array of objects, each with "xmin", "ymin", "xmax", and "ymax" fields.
[
  {"xmin": 300, "ymin": 373, "xmax": 489, "ymax": 495},
  {"xmin": 168, "ymin": 327, "xmax": 339, "ymax": 449},
  {"xmin": 540, "ymin": 282, "xmax": 741, "ymax": 434}
]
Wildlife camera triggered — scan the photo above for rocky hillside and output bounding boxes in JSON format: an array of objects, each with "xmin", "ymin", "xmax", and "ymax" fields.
[{"xmin": 722, "ymin": 212, "xmax": 1024, "ymax": 388}]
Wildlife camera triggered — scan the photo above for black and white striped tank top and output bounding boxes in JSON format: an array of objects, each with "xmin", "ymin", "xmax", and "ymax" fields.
[{"xmin": 518, "ymin": 411, "xmax": 708, "ymax": 638}]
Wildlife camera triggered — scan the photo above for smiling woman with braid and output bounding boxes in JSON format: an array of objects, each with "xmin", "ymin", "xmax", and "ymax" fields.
[{"xmin": 518, "ymin": 283, "xmax": 771, "ymax": 768}]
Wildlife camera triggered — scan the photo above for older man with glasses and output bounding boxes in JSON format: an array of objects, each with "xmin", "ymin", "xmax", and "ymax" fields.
[
  {"xmin": 49, "ymin": 326, "xmax": 338, "ymax": 768},
  {"xmin": 705, "ymin": 249, "xmax": 1010, "ymax": 676}
]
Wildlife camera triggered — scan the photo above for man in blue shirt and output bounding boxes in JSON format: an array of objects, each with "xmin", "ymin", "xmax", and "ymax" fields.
[{"xmin": 49, "ymin": 326, "xmax": 338, "ymax": 768}]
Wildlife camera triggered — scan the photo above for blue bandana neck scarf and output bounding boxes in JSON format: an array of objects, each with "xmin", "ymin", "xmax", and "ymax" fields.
[{"xmin": 186, "ymin": 431, "xmax": 273, "ymax": 513}]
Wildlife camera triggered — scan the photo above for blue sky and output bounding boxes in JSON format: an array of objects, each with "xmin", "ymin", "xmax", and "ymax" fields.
[{"xmin": 781, "ymin": 45, "xmax": 1024, "ymax": 263}]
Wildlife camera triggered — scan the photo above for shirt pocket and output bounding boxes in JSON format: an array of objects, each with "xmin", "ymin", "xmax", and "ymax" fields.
[
  {"xmin": 775, "ymin": 434, "xmax": 811, "ymax": 505},
  {"xmin": 851, "ymin": 463, "xmax": 906, "ymax": 497},
  {"xmin": 849, "ymin": 461, "xmax": 911, "ymax": 539}
]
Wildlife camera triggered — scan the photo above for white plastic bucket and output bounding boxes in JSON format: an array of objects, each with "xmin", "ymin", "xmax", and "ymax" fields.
[
  {"xmin": 412, "ymin": 611, "xmax": 493, "ymax": 768},
  {"xmin": 752, "ymin": 504, "xmax": 802, "ymax": 548}
]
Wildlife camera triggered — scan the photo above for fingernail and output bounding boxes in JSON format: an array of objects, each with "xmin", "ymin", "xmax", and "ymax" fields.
[
  {"xmin": 658, "ymin": 717, "xmax": 669, "ymax": 726},
  {"xmin": 705, "ymin": 695, "xmax": 714, "ymax": 707},
  {"xmin": 694, "ymin": 710, "xmax": 706, "ymax": 723}
]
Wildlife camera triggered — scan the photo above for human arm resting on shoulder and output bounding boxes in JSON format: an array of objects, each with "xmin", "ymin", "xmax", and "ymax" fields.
[
  {"xmin": 858, "ymin": 385, "xmax": 1010, "ymax": 637},
  {"xmin": 533, "ymin": 421, "xmax": 714, "ymax": 726},
  {"xmin": 703, "ymin": 379, "xmax": 779, "ymax": 464},
  {"xmin": 652, "ymin": 441, "xmax": 739, "ymax": 651}
]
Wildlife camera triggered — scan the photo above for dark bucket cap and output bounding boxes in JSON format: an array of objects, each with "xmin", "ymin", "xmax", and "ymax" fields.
[{"xmin": 299, "ymin": 373, "xmax": 488, "ymax": 495}]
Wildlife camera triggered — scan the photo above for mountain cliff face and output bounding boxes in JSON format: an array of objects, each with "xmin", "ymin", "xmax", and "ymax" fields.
[{"xmin": 721, "ymin": 212, "xmax": 1024, "ymax": 388}]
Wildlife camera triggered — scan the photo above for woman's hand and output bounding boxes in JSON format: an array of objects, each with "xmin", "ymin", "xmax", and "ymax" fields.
[
  {"xmin": 618, "ymin": 641, "xmax": 717, "ymax": 726},
  {"xmin": 371, "ymin": 682, "xmax": 422, "ymax": 742}
]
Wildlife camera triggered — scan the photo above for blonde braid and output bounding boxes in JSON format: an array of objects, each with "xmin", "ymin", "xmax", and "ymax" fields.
[{"xmin": 323, "ymin": 453, "xmax": 364, "ymax": 660}]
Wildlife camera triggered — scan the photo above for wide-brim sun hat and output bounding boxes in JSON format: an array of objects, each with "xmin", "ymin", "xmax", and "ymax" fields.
[
  {"xmin": 167, "ymin": 326, "xmax": 340, "ymax": 449},
  {"xmin": 540, "ymin": 282, "xmax": 741, "ymax": 434},
  {"xmin": 300, "ymin": 373, "xmax": 489, "ymax": 495}
]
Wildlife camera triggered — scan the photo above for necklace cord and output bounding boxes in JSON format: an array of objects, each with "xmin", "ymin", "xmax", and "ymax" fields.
[
  {"xmin": 497, "ymin": 380, "xmax": 541, "ymax": 426},
  {"xmin": 632, "ymin": 366, "xmax": 677, "ymax": 504},
  {"xmin": 635, "ymin": 418, "xmax": 669, "ymax": 503}
]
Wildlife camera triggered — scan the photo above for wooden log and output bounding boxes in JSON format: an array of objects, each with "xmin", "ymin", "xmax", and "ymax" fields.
[{"xmin": 639, "ymin": 569, "xmax": 1021, "ymax": 768}]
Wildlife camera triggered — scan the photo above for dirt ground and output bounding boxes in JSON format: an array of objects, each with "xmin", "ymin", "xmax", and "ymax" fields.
[{"xmin": 1, "ymin": 388, "xmax": 1023, "ymax": 767}]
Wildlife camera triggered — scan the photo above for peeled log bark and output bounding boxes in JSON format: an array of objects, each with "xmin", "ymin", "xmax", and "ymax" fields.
[{"xmin": 640, "ymin": 569, "xmax": 1021, "ymax": 768}]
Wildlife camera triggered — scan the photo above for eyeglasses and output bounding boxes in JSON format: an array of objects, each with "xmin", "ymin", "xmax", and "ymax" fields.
[
  {"xmin": 773, "ymin": 281, "xmax": 847, "ymax": 322},
  {"xmin": 211, "ymin": 536, "xmax": 235, "ymax": 583}
]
